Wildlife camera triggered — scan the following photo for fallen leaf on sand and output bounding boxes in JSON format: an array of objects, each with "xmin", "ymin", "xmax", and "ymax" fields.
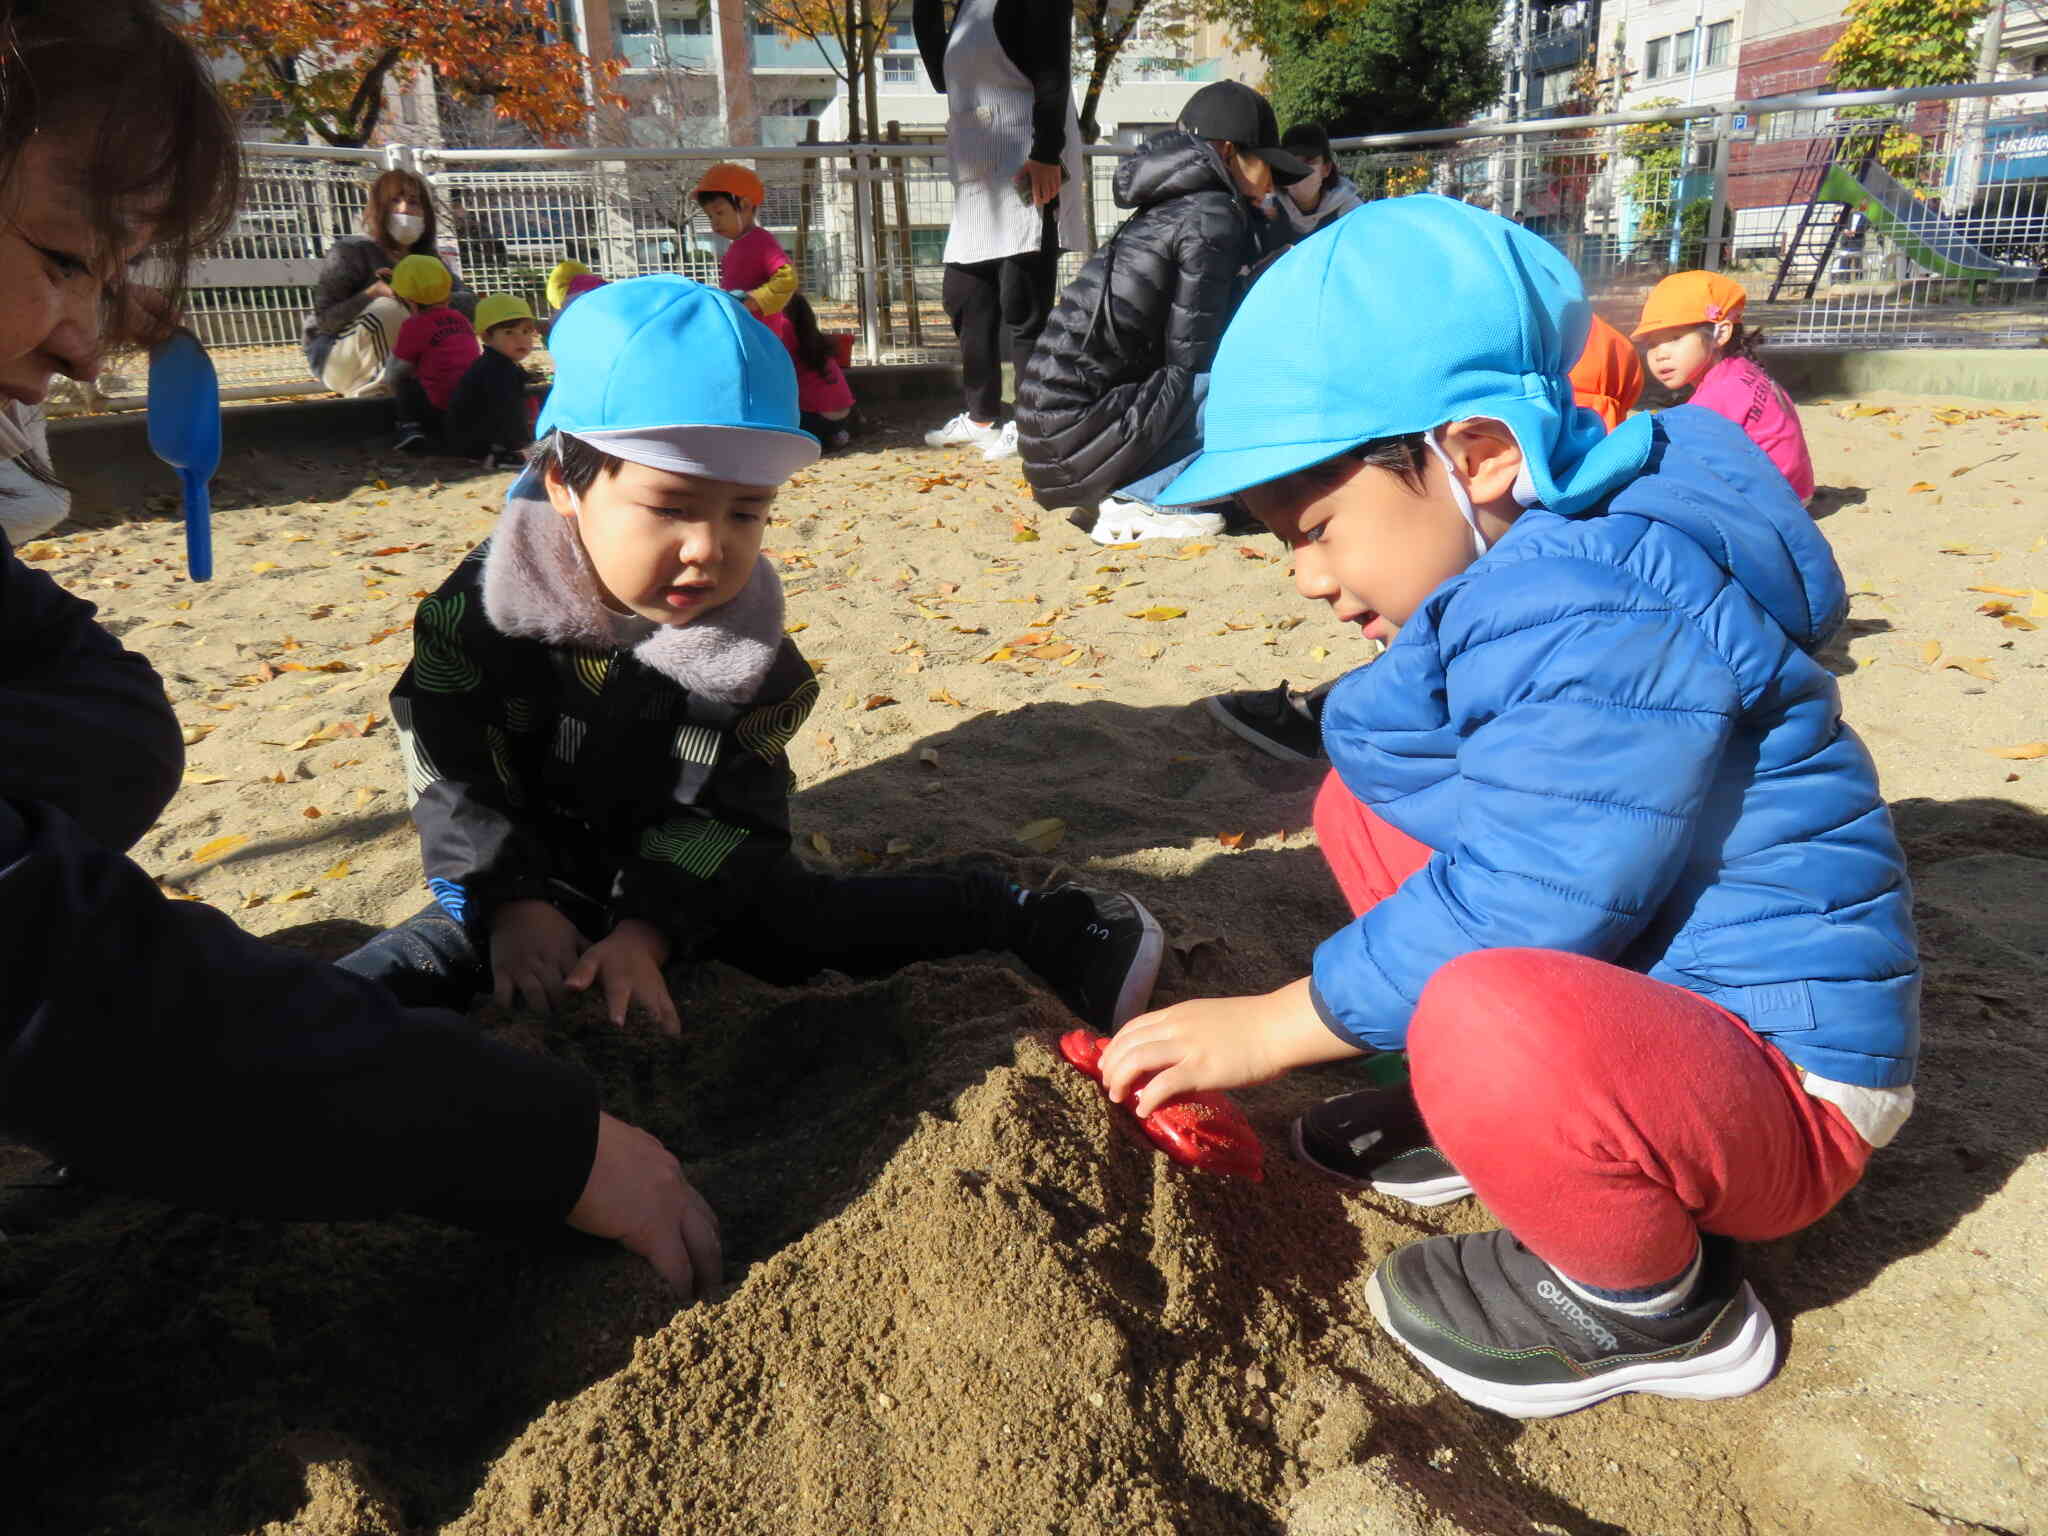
[
  {"xmin": 950, "ymin": 624, "xmax": 987, "ymax": 635},
  {"xmin": 180, "ymin": 724, "xmax": 215, "ymax": 746},
  {"xmin": 302, "ymin": 806, "xmax": 323, "ymax": 819},
  {"xmin": 188, "ymin": 834, "xmax": 248, "ymax": 863},
  {"xmin": 1920, "ymin": 641, "xmax": 1943, "ymax": 666},
  {"xmin": 157, "ymin": 882, "xmax": 197, "ymax": 902},
  {"xmin": 183, "ymin": 772, "xmax": 228, "ymax": 786},
  {"xmin": 1130, "ymin": 605, "xmax": 1187, "ymax": 622},
  {"xmin": 918, "ymin": 747, "xmax": 941, "ymax": 769},
  {"xmin": 1309, "ymin": 646, "xmax": 1330, "ymax": 662},
  {"xmin": 2001, "ymin": 614, "xmax": 2038, "ymax": 631},
  {"xmin": 17, "ymin": 542, "xmax": 59, "ymax": 561},
  {"xmin": 282, "ymin": 887, "xmax": 315, "ymax": 902},
  {"xmin": 785, "ymin": 621, "xmax": 809, "ymax": 634},
  {"xmin": 1969, "ymin": 584, "xmax": 2030, "ymax": 598},
  {"xmin": 863, "ymin": 694, "xmax": 897, "ymax": 711},
  {"xmin": 809, "ymin": 831, "xmax": 834, "ymax": 857},
  {"xmin": 1140, "ymin": 642, "xmax": 1164, "ymax": 660},
  {"xmin": 1217, "ymin": 832, "xmax": 1247, "ymax": 849},
  {"xmin": 1978, "ymin": 601, "xmax": 2017, "ymax": 615},
  {"xmin": 1986, "ymin": 742, "xmax": 2048, "ymax": 759},
  {"xmin": 323, "ymin": 859, "xmax": 352, "ymax": 879},
  {"xmin": 885, "ymin": 838, "xmax": 913, "ymax": 855},
  {"xmin": 249, "ymin": 561, "xmax": 279, "ymax": 574},
  {"xmin": 2032, "ymin": 589, "xmax": 2048, "ymax": 619},
  {"xmin": 1838, "ymin": 403, "xmax": 1894, "ymax": 419},
  {"xmin": 928, "ymin": 689, "xmax": 965, "ymax": 708},
  {"xmin": 1938, "ymin": 656, "xmax": 1996, "ymax": 681},
  {"xmin": 1014, "ymin": 817, "xmax": 1067, "ymax": 853},
  {"xmin": 241, "ymin": 893, "xmax": 269, "ymax": 910},
  {"xmin": 1177, "ymin": 543, "xmax": 1215, "ymax": 560},
  {"xmin": 1909, "ymin": 483, "xmax": 1937, "ymax": 494}
]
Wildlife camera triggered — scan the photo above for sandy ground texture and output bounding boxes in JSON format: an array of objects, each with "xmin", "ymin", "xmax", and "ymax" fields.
[{"xmin": 1, "ymin": 397, "xmax": 2044, "ymax": 1535}]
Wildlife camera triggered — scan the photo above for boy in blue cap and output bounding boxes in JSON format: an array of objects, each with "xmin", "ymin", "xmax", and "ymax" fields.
[
  {"xmin": 341, "ymin": 277, "xmax": 1161, "ymax": 1048},
  {"xmin": 1096, "ymin": 198, "xmax": 1918, "ymax": 1417}
]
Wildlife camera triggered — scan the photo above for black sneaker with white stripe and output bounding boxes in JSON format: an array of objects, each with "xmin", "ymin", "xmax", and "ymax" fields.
[
  {"xmin": 1366, "ymin": 1230, "xmax": 1777, "ymax": 1418},
  {"xmin": 1014, "ymin": 883, "xmax": 1164, "ymax": 1031},
  {"xmin": 1290, "ymin": 1083, "xmax": 1474, "ymax": 1207}
]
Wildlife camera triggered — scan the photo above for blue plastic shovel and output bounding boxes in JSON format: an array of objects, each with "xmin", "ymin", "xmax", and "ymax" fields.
[{"xmin": 146, "ymin": 329, "xmax": 222, "ymax": 582}]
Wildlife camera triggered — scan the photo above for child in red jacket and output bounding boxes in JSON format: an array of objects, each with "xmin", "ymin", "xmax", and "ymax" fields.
[{"xmin": 388, "ymin": 253, "xmax": 481, "ymax": 453}]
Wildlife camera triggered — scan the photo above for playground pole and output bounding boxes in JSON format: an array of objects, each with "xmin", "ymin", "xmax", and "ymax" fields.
[{"xmin": 1667, "ymin": 0, "xmax": 1706, "ymax": 268}]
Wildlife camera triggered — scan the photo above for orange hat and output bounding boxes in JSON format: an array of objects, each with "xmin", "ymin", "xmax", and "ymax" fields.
[
  {"xmin": 694, "ymin": 162, "xmax": 766, "ymax": 208},
  {"xmin": 1631, "ymin": 270, "xmax": 1747, "ymax": 339},
  {"xmin": 1569, "ymin": 314, "xmax": 1645, "ymax": 432}
]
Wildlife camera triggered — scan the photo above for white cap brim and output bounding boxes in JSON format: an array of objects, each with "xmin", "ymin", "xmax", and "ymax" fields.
[{"xmin": 566, "ymin": 423, "xmax": 819, "ymax": 487}]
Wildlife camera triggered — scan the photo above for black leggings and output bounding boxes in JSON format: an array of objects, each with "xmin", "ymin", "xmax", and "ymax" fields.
[
  {"xmin": 941, "ymin": 210, "xmax": 1060, "ymax": 423},
  {"xmin": 336, "ymin": 858, "xmax": 1023, "ymax": 1010}
]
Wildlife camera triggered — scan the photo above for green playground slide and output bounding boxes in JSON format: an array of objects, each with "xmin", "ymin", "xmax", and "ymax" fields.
[{"xmin": 1817, "ymin": 160, "xmax": 2037, "ymax": 282}]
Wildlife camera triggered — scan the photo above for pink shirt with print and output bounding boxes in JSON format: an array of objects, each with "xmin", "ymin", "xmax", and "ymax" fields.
[{"xmin": 1686, "ymin": 354, "xmax": 1815, "ymax": 504}]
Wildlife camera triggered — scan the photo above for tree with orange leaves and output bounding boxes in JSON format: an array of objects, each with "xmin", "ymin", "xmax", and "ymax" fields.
[{"xmin": 180, "ymin": 0, "xmax": 625, "ymax": 148}]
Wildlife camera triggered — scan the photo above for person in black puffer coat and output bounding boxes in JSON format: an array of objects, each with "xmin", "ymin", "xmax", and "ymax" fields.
[{"xmin": 1017, "ymin": 82, "xmax": 1308, "ymax": 543}]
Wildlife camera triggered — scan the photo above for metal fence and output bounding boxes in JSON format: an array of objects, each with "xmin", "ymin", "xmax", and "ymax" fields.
[{"xmin": 105, "ymin": 77, "xmax": 2048, "ymax": 409}]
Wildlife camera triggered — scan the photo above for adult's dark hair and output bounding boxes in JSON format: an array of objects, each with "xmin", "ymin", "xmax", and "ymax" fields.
[
  {"xmin": 0, "ymin": 0, "xmax": 240, "ymax": 340},
  {"xmin": 364, "ymin": 168, "xmax": 438, "ymax": 255},
  {"xmin": 782, "ymin": 292, "xmax": 834, "ymax": 376},
  {"xmin": 1281, "ymin": 123, "xmax": 1334, "ymax": 165}
]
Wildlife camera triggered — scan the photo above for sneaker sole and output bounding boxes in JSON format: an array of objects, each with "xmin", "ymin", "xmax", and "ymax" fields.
[
  {"xmin": 1288, "ymin": 1118, "xmax": 1475, "ymax": 1206},
  {"xmin": 1109, "ymin": 898, "xmax": 1167, "ymax": 1029},
  {"xmin": 1365, "ymin": 1270, "xmax": 1779, "ymax": 1418},
  {"xmin": 1204, "ymin": 694, "xmax": 1325, "ymax": 766}
]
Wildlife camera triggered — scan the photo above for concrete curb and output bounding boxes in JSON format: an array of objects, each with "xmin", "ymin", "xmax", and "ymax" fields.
[{"xmin": 1764, "ymin": 347, "xmax": 2048, "ymax": 404}]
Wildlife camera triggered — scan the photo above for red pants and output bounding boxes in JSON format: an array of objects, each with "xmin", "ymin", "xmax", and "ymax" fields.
[{"xmin": 1314, "ymin": 773, "xmax": 1870, "ymax": 1290}]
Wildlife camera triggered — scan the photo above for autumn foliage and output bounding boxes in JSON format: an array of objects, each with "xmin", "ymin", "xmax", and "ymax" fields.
[{"xmin": 180, "ymin": 0, "xmax": 624, "ymax": 147}]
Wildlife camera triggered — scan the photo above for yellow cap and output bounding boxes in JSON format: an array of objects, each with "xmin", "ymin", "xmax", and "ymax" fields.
[
  {"xmin": 1631, "ymin": 270, "xmax": 1747, "ymax": 339},
  {"xmin": 473, "ymin": 293, "xmax": 537, "ymax": 337},
  {"xmin": 547, "ymin": 259, "xmax": 592, "ymax": 312},
  {"xmin": 391, "ymin": 253, "xmax": 453, "ymax": 305}
]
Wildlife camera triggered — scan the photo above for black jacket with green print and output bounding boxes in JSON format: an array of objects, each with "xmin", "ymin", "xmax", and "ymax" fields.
[{"xmin": 391, "ymin": 476, "xmax": 818, "ymax": 949}]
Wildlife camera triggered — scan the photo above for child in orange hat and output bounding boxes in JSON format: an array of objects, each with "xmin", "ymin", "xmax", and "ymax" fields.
[
  {"xmin": 1633, "ymin": 272, "xmax": 1813, "ymax": 504},
  {"xmin": 1569, "ymin": 314, "xmax": 1645, "ymax": 432},
  {"xmin": 693, "ymin": 162, "xmax": 797, "ymax": 323}
]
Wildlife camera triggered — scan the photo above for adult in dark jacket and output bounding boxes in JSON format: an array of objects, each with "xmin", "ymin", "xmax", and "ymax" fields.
[
  {"xmin": 913, "ymin": 0, "xmax": 1087, "ymax": 460},
  {"xmin": 1016, "ymin": 82, "xmax": 1307, "ymax": 540},
  {"xmin": 302, "ymin": 168, "xmax": 477, "ymax": 399},
  {"xmin": 1, "ymin": 1, "xmax": 716, "ymax": 1298}
]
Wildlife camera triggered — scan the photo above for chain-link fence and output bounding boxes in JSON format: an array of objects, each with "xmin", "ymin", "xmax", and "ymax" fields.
[{"xmin": 115, "ymin": 77, "xmax": 2048, "ymax": 409}]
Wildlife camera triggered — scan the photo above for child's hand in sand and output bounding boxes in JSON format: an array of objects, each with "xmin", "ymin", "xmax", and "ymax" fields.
[
  {"xmin": 491, "ymin": 899, "xmax": 589, "ymax": 1012},
  {"xmin": 568, "ymin": 1111, "xmax": 723, "ymax": 1298},
  {"xmin": 1100, "ymin": 978, "xmax": 1361, "ymax": 1119},
  {"xmin": 567, "ymin": 919, "xmax": 681, "ymax": 1035}
]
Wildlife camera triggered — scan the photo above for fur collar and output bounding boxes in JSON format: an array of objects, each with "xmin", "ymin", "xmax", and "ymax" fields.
[{"xmin": 480, "ymin": 466, "xmax": 787, "ymax": 706}]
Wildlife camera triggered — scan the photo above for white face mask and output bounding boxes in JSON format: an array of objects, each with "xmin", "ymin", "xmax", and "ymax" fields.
[
  {"xmin": 387, "ymin": 211, "xmax": 427, "ymax": 246},
  {"xmin": 1420, "ymin": 429, "xmax": 1490, "ymax": 559},
  {"xmin": 1286, "ymin": 166, "xmax": 1326, "ymax": 212}
]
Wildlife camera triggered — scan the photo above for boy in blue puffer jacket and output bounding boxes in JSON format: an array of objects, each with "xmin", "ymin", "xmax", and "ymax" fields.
[{"xmin": 1097, "ymin": 197, "xmax": 1918, "ymax": 1418}]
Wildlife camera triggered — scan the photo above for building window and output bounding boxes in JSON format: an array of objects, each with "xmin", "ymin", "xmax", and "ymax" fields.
[
  {"xmin": 620, "ymin": 0, "xmax": 655, "ymax": 34},
  {"xmin": 882, "ymin": 53, "xmax": 916, "ymax": 84},
  {"xmin": 752, "ymin": 18, "xmax": 778, "ymax": 36},
  {"xmin": 1706, "ymin": 20, "xmax": 1733, "ymax": 69},
  {"xmin": 1645, "ymin": 36, "xmax": 1666, "ymax": 80},
  {"xmin": 1671, "ymin": 29, "xmax": 1695, "ymax": 75},
  {"xmin": 1761, "ymin": 104, "xmax": 1837, "ymax": 142},
  {"xmin": 1533, "ymin": 68, "xmax": 1577, "ymax": 110}
]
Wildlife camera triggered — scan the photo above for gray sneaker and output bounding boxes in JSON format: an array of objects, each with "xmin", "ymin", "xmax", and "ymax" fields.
[
  {"xmin": 1367, "ymin": 1230, "xmax": 1776, "ymax": 1418},
  {"xmin": 1290, "ymin": 1083, "xmax": 1474, "ymax": 1207}
]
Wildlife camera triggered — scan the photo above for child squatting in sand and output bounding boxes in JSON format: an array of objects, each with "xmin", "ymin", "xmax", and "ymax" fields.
[
  {"xmin": 1098, "ymin": 197, "xmax": 1920, "ymax": 1418},
  {"xmin": 339, "ymin": 277, "xmax": 1163, "ymax": 1045}
]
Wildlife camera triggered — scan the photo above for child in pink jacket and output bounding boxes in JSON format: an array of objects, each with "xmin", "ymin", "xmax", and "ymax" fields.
[{"xmin": 1634, "ymin": 272, "xmax": 1814, "ymax": 505}]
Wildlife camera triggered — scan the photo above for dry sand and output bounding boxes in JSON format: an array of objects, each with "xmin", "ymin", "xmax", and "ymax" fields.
[{"xmin": 1, "ymin": 397, "xmax": 2043, "ymax": 1535}]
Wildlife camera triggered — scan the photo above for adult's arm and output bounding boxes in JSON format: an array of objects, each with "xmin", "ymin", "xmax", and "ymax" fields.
[
  {"xmin": 309, "ymin": 238, "xmax": 384, "ymax": 338},
  {"xmin": 913, "ymin": 0, "xmax": 950, "ymax": 92},
  {"xmin": 0, "ymin": 537, "xmax": 181, "ymax": 852},
  {"xmin": 0, "ymin": 792, "xmax": 598, "ymax": 1228},
  {"xmin": 996, "ymin": 0, "xmax": 1077, "ymax": 165}
]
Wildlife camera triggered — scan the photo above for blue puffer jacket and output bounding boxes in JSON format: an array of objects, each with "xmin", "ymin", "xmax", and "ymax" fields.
[{"xmin": 1312, "ymin": 405, "xmax": 1919, "ymax": 1089}]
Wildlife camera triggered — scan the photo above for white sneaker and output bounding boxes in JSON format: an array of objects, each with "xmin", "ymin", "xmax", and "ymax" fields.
[
  {"xmin": 924, "ymin": 412, "xmax": 1004, "ymax": 451},
  {"xmin": 1089, "ymin": 495, "xmax": 1228, "ymax": 546},
  {"xmin": 981, "ymin": 419, "xmax": 1021, "ymax": 460}
]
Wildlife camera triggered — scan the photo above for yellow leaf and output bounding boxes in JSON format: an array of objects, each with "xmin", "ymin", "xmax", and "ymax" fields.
[
  {"xmin": 2032, "ymin": 589, "xmax": 2048, "ymax": 619},
  {"xmin": 1920, "ymin": 640, "xmax": 1942, "ymax": 666},
  {"xmin": 322, "ymin": 859, "xmax": 352, "ymax": 879},
  {"xmin": 785, "ymin": 621, "xmax": 809, "ymax": 634},
  {"xmin": 1938, "ymin": 656, "xmax": 1997, "ymax": 681},
  {"xmin": 1012, "ymin": 528, "xmax": 1040, "ymax": 543},
  {"xmin": 1309, "ymin": 645, "xmax": 1330, "ymax": 662},
  {"xmin": 180, "ymin": 723, "xmax": 215, "ymax": 746},
  {"xmin": 885, "ymin": 838, "xmax": 913, "ymax": 855},
  {"xmin": 1130, "ymin": 605, "xmax": 1187, "ymax": 622},
  {"xmin": 183, "ymin": 772, "xmax": 228, "ymax": 786},
  {"xmin": 1013, "ymin": 816, "xmax": 1067, "ymax": 854},
  {"xmin": 189, "ymin": 834, "xmax": 247, "ymax": 863},
  {"xmin": 1907, "ymin": 483, "xmax": 1936, "ymax": 494},
  {"xmin": 17, "ymin": 542, "xmax": 60, "ymax": 561},
  {"xmin": 241, "ymin": 892, "xmax": 269, "ymax": 910},
  {"xmin": 1176, "ymin": 543, "xmax": 1216, "ymax": 560},
  {"xmin": 983, "ymin": 646, "xmax": 1017, "ymax": 662},
  {"xmin": 174, "ymin": 599, "xmax": 193, "ymax": 611},
  {"xmin": 373, "ymin": 478, "xmax": 389, "ymax": 491},
  {"xmin": 282, "ymin": 886, "xmax": 315, "ymax": 902},
  {"xmin": 2000, "ymin": 613, "xmax": 2038, "ymax": 631},
  {"xmin": 249, "ymin": 561, "xmax": 279, "ymax": 574},
  {"xmin": 1986, "ymin": 742, "xmax": 2048, "ymax": 759},
  {"xmin": 1968, "ymin": 584, "xmax": 2030, "ymax": 597},
  {"xmin": 808, "ymin": 831, "xmax": 834, "ymax": 857}
]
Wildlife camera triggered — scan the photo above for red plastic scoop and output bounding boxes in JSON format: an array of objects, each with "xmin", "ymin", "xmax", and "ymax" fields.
[{"xmin": 1058, "ymin": 1030, "xmax": 1264, "ymax": 1181}]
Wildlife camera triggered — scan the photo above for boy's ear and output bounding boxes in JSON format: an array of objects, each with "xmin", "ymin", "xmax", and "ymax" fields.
[
  {"xmin": 1443, "ymin": 417, "xmax": 1523, "ymax": 506},
  {"xmin": 541, "ymin": 459, "xmax": 579, "ymax": 520}
]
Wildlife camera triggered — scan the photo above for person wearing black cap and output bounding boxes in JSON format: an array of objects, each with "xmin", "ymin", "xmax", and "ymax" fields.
[{"xmin": 1016, "ymin": 81, "xmax": 1310, "ymax": 543}]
